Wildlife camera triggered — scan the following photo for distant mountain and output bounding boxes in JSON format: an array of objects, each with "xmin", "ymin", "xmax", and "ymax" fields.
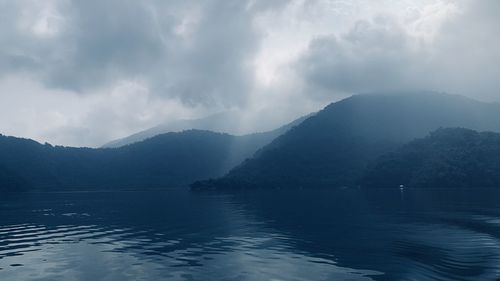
[
  {"xmin": 192, "ymin": 92, "xmax": 500, "ymax": 190},
  {"xmin": 0, "ymin": 115, "xmax": 306, "ymax": 191},
  {"xmin": 361, "ymin": 128, "xmax": 500, "ymax": 188},
  {"xmin": 102, "ymin": 112, "xmax": 239, "ymax": 148},
  {"xmin": 102, "ymin": 112, "xmax": 308, "ymax": 148}
]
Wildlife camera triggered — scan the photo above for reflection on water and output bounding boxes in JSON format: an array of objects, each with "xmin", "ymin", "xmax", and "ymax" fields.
[{"xmin": 1, "ymin": 189, "xmax": 500, "ymax": 280}]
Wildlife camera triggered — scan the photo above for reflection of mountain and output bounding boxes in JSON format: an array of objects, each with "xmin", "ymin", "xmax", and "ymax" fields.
[
  {"xmin": 0, "ymin": 190, "xmax": 246, "ymax": 279},
  {"xmin": 223, "ymin": 189, "xmax": 500, "ymax": 280},
  {"xmin": 0, "ymin": 190, "xmax": 382, "ymax": 280},
  {"xmin": 3, "ymin": 189, "xmax": 500, "ymax": 280},
  {"xmin": 194, "ymin": 92, "xmax": 500, "ymax": 189},
  {"xmin": 0, "ymin": 115, "xmax": 307, "ymax": 191}
]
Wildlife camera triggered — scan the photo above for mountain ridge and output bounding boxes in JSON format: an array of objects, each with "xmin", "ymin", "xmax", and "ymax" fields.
[
  {"xmin": 102, "ymin": 112, "xmax": 311, "ymax": 148},
  {"xmin": 361, "ymin": 127, "xmax": 500, "ymax": 188},
  {"xmin": 0, "ymin": 113, "xmax": 307, "ymax": 191},
  {"xmin": 192, "ymin": 92, "xmax": 500, "ymax": 190}
]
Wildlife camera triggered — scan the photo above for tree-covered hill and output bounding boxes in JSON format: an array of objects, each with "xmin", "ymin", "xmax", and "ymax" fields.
[
  {"xmin": 361, "ymin": 128, "xmax": 500, "ymax": 188},
  {"xmin": 0, "ymin": 125, "xmax": 301, "ymax": 191},
  {"xmin": 192, "ymin": 92, "xmax": 500, "ymax": 190}
]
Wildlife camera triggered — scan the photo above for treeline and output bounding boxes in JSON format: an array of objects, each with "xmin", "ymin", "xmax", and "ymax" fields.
[
  {"xmin": 192, "ymin": 93, "xmax": 500, "ymax": 190},
  {"xmin": 0, "ymin": 129, "xmax": 280, "ymax": 191},
  {"xmin": 361, "ymin": 128, "xmax": 500, "ymax": 188}
]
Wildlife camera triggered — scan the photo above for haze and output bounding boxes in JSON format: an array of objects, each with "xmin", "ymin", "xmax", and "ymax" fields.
[{"xmin": 0, "ymin": 0, "xmax": 499, "ymax": 147}]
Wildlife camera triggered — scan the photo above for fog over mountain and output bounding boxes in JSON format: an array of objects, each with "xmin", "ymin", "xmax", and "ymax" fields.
[
  {"xmin": 0, "ymin": 113, "xmax": 308, "ymax": 191},
  {"xmin": 102, "ymin": 111, "xmax": 310, "ymax": 148},
  {"xmin": 0, "ymin": 1, "xmax": 499, "ymax": 146},
  {"xmin": 193, "ymin": 92, "xmax": 500, "ymax": 190},
  {"xmin": 3, "ymin": 2, "xmax": 500, "ymax": 280}
]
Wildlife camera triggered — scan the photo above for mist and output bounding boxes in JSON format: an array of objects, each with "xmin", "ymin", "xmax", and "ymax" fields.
[{"xmin": 0, "ymin": 0, "xmax": 499, "ymax": 147}]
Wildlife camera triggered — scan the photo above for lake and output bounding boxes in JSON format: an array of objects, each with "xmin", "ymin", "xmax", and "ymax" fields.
[{"xmin": 1, "ymin": 188, "xmax": 500, "ymax": 280}]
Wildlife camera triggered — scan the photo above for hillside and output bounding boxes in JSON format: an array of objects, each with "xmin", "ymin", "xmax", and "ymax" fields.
[
  {"xmin": 0, "ymin": 126, "xmax": 300, "ymax": 191},
  {"xmin": 102, "ymin": 112, "xmax": 309, "ymax": 148},
  {"xmin": 102, "ymin": 112, "xmax": 243, "ymax": 148},
  {"xmin": 192, "ymin": 92, "xmax": 500, "ymax": 190},
  {"xmin": 361, "ymin": 128, "xmax": 500, "ymax": 188}
]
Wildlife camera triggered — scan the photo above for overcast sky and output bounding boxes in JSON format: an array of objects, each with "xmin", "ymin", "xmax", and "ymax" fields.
[{"xmin": 0, "ymin": 0, "xmax": 498, "ymax": 147}]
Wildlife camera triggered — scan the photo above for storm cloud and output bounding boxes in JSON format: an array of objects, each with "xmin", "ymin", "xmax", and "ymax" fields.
[
  {"xmin": 0, "ymin": 0, "xmax": 288, "ymax": 105},
  {"xmin": 297, "ymin": 0, "xmax": 500, "ymax": 101},
  {"xmin": 0, "ymin": 0, "xmax": 499, "ymax": 146}
]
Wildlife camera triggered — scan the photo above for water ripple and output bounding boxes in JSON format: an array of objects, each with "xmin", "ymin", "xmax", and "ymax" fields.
[{"xmin": 2, "ymin": 189, "xmax": 500, "ymax": 280}]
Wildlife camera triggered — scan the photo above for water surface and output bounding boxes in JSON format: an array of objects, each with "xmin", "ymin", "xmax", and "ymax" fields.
[{"xmin": 1, "ymin": 188, "xmax": 500, "ymax": 280}]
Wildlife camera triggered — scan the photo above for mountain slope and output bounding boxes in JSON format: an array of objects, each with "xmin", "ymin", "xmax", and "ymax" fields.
[
  {"xmin": 0, "ymin": 117, "xmax": 305, "ymax": 191},
  {"xmin": 0, "ymin": 164, "xmax": 30, "ymax": 191},
  {"xmin": 102, "ymin": 112, "xmax": 242, "ymax": 148},
  {"xmin": 192, "ymin": 92, "xmax": 500, "ymax": 189},
  {"xmin": 102, "ymin": 112, "xmax": 309, "ymax": 148},
  {"xmin": 361, "ymin": 128, "xmax": 500, "ymax": 188}
]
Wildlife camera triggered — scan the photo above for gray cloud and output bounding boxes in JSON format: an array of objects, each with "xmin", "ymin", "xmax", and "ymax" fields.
[
  {"xmin": 298, "ymin": 17, "xmax": 424, "ymax": 96},
  {"xmin": 296, "ymin": 0, "xmax": 500, "ymax": 101},
  {"xmin": 1, "ymin": 0, "xmax": 500, "ymax": 147},
  {"xmin": 0, "ymin": 0, "xmax": 289, "ymax": 106}
]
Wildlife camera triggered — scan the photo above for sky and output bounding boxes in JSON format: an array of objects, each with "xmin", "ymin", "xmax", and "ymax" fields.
[{"xmin": 0, "ymin": 0, "xmax": 499, "ymax": 147}]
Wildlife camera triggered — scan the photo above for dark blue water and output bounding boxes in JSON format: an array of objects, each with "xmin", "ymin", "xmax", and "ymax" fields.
[{"xmin": 1, "ymin": 189, "xmax": 500, "ymax": 280}]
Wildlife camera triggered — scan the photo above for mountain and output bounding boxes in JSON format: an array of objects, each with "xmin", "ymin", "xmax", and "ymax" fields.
[
  {"xmin": 0, "ymin": 164, "xmax": 30, "ymax": 192},
  {"xmin": 192, "ymin": 92, "xmax": 500, "ymax": 190},
  {"xmin": 102, "ymin": 112, "xmax": 241, "ymax": 148},
  {"xmin": 102, "ymin": 112, "xmax": 309, "ymax": 148},
  {"xmin": 361, "ymin": 128, "xmax": 500, "ymax": 188},
  {"xmin": 0, "ymin": 115, "xmax": 306, "ymax": 191}
]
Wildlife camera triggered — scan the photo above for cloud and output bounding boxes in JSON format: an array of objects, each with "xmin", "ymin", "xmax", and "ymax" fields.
[
  {"xmin": 428, "ymin": 0, "xmax": 500, "ymax": 101},
  {"xmin": 0, "ymin": 0, "xmax": 291, "ymax": 106},
  {"xmin": 298, "ymin": 16, "xmax": 424, "ymax": 96},
  {"xmin": 1, "ymin": 0, "xmax": 500, "ymax": 146},
  {"xmin": 0, "ymin": 75, "xmax": 201, "ymax": 147},
  {"xmin": 295, "ymin": 0, "xmax": 500, "ymax": 101}
]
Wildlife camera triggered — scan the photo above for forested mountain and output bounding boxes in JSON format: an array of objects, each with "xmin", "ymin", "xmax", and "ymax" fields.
[
  {"xmin": 102, "ymin": 112, "xmax": 244, "ymax": 148},
  {"xmin": 0, "ymin": 165, "xmax": 30, "ymax": 191},
  {"xmin": 4, "ymin": 92, "xmax": 500, "ymax": 192},
  {"xmin": 102, "ymin": 112, "xmax": 309, "ymax": 148},
  {"xmin": 0, "ymin": 120, "xmax": 304, "ymax": 191},
  {"xmin": 192, "ymin": 92, "xmax": 500, "ymax": 190},
  {"xmin": 361, "ymin": 128, "xmax": 500, "ymax": 188}
]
